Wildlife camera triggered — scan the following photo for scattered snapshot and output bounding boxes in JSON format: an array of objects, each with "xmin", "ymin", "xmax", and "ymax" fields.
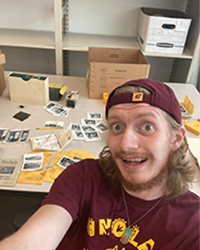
[{"xmin": 22, "ymin": 153, "xmax": 43, "ymax": 171}]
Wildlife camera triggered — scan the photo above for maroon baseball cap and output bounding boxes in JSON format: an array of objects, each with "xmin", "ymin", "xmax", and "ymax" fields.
[{"xmin": 105, "ymin": 78, "xmax": 182, "ymax": 124}]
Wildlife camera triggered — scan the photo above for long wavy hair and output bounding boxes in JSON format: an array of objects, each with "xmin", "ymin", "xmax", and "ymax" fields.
[{"xmin": 99, "ymin": 86, "xmax": 199, "ymax": 200}]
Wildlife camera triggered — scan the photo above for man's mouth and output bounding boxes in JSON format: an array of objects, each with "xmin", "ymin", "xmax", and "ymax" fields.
[{"xmin": 122, "ymin": 157, "xmax": 147, "ymax": 165}]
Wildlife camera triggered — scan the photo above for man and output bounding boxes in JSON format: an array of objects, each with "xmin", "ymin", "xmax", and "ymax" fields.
[{"xmin": 0, "ymin": 78, "xmax": 199, "ymax": 249}]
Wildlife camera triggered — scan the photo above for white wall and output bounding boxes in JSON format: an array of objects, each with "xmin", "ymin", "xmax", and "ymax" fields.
[{"xmin": 1, "ymin": 0, "xmax": 199, "ymax": 86}]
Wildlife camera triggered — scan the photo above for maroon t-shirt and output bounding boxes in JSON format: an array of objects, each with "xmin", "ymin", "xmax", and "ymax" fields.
[{"xmin": 42, "ymin": 159, "xmax": 200, "ymax": 250}]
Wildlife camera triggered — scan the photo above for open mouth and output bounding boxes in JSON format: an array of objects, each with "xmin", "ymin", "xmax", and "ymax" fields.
[{"xmin": 122, "ymin": 157, "xmax": 147, "ymax": 165}]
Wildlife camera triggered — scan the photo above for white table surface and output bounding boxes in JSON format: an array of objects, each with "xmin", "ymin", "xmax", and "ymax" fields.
[{"xmin": 0, "ymin": 72, "xmax": 199, "ymax": 195}]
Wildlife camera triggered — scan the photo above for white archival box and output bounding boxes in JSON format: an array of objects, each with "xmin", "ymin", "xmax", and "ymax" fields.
[{"xmin": 137, "ymin": 7, "xmax": 192, "ymax": 54}]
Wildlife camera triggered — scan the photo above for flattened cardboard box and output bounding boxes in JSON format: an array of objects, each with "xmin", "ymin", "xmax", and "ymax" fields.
[
  {"xmin": 8, "ymin": 73, "xmax": 49, "ymax": 105},
  {"xmin": 0, "ymin": 51, "xmax": 6, "ymax": 96},
  {"xmin": 88, "ymin": 47, "xmax": 150, "ymax": 99}
]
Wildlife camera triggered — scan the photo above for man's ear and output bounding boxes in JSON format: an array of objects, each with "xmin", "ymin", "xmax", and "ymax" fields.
[{"xmin": 171, "ymin": 126, "xmax": 186, "ymax": 151}]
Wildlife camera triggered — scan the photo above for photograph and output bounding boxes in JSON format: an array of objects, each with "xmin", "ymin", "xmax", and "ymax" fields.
[
  {"xmin": 72, "ymin": 131, "xmax": 84, "ymax": 140},
  {"xmin": 95, "ymin": 122, "xmax": 109, "ymax": 133},
  {"xmin": 20, "ymin": 130, "xmax": 30, "ymax": 143},
  {"xmin": 22, "ymin": 153, "xmax": 43, "ymax": 171},
  {"xmin": 5, "ymin": 130, "xmax": 22, "ymax": 143},
  {"xmin": 87, "ymin": 112, "xmax": 102, "ymax": 120},
  {"xmin": 57, "ymin": 156, "xmax": 77, "ymax": 168},
  {"xmin": 44, "ymin": 121, "xmax": 64, "ymax": 128},
  {"xmin": 81, "ymin": 119, "xmax": 96, "ymax": 126},
  {"xmin": 81, "ymin": 125, "xmax": 96, "ymax": 132},
  {"xmin": 84, "ymin": 131, "xmax": 101, "ymax": 142},
  {"xmin": 0, "ymin": 129, "xmax": 9, "ymax": 142},
  {"xmin": 69, "ymin": 123, "xmax": 82, "ymax": 131}
]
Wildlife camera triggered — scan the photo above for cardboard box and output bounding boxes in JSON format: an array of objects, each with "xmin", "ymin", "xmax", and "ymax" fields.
[
  {"xmin": 88, "ymin": 47, "xmax": 150, "ymax": 99},
  {"xmin": 0, "ymin": 51, "xmax": 6, "ymax": 96},
  {"xmin": 8, "ymin": 73, "xmax": 49, "ymax": 105},
  {"xmin": 137, "ymin": 7, "xmax": 192, "ymax": 54}
]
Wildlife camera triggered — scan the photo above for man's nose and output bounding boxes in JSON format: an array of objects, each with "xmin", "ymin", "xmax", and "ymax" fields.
[{"xmin": 119, "ymin": 127, "xmax": 139, "ymax": 152}]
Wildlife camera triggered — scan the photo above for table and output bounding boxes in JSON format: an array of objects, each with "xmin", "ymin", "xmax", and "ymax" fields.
[
  {"xmin": 0, "ymin": 72, "xmax": 107, "ymax": 193},
  {"xmin": 0, "ymin": 72, "xmax": 199, "ymax": 195}
]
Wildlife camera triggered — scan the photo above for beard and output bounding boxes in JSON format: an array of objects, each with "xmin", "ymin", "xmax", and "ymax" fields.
[
  {"xmin": 99, "ymin": 146, "xmax": 169, "ymax": 193},
  {"xmin": 99, "ymin": 144, "xmax": 195, "ymax": 199},
  {"xmin": 114, "ymin": 162, "xmax": 168, "ymax": 193},
  {"xmin": 111, "ymin": 148, "xmax": 169, "ymax": 193}
]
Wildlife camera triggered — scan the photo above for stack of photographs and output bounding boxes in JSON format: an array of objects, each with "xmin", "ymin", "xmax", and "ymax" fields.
[
  {"xmin": 0, "ymin": 129, "xmax": 30, "ymax": 143},
  {"xmin": 69, "ymin": 112, "xmax": 109, "ymax": 142},
  {"xmin": 44, "ymin": 102, "xmax": 70, "ymax": 117}
]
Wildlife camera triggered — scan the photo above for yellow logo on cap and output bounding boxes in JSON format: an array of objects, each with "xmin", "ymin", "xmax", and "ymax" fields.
[{"xmin": 132, "ymin": 92, "xmax": 144, "ymax": 101}]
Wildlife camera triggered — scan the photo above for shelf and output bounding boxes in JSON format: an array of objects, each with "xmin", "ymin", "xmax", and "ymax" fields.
[
  {"xmin": 63, "ymin": 33, "xmax": 139, "ymax": 51},
  {"xmin": 63, "ymin": 32, "xmax": 193, "ymax": 59},
  {"xmin": 144, "ymin": 47, "xmax": 193, "ymax": 59},
  {"xmin": 1, "ymin": 29, "xmax": 193, "ymax": 59},
  {"xmin": 0, "ymin": 28, "xmax": 55, "ymax": 49},
  {"xmin": 1, "ymin": 0, "xmax": 198, "ymax": 83}
]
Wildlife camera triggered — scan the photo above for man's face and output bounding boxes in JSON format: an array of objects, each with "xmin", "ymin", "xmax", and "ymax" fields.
[{"xmin": 107, "ymin": 103, "xmax": 176, "ymax": 193}]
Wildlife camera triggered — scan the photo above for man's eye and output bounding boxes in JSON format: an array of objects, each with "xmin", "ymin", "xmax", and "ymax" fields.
[
  {"xmin": 142, "ymin": 123, "xmax": 154, "ymax": 132},
  {"xmin": 112, "ymin": 124, "xmax": 122, "ymax": 131}
]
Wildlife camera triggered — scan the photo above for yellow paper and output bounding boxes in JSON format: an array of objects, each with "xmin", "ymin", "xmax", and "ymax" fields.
[
  {"xmin": 43, "ymin": 150, "xmax": 96, "ymax": 183},
  {"xmin": 43, "ymin": 151, "xmax": 70, "ymax": 183},
  {"xmin": 183, "ymin": 95, "xmax": 194, "ymax": 114},
  {"xmin": 17, "ymin": 168, "xmax": 47, "ymax": 185},
  {"xmin": 180, "ymin": 95, "xmax": 194, "ymax": 115},
  {"xmin": 17, "ymin": 151, "xmax": 53, "ymax": 184},
  {"xmin": 182, "ymin": 118, "xmax": 190, "ymax": 123},
  {"xmin": 43, "ymin": 165, "xmax": 64, "ymax": 183},
  {"xmin": 67, "ymin": 150, "xmax": 96, "ymax": 160}
]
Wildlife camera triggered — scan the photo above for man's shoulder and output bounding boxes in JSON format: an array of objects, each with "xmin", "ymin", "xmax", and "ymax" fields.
[
  {"xmin": 183, "ymin": 190, "xmax": 200, "ymax": 201},
  {"xmin": 175, "ymin": 190, "xmax": 200, "ymax": 208},
  {"xmin": 69, "ymin": 158, "xmax": 100, "ymax": 170}
]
